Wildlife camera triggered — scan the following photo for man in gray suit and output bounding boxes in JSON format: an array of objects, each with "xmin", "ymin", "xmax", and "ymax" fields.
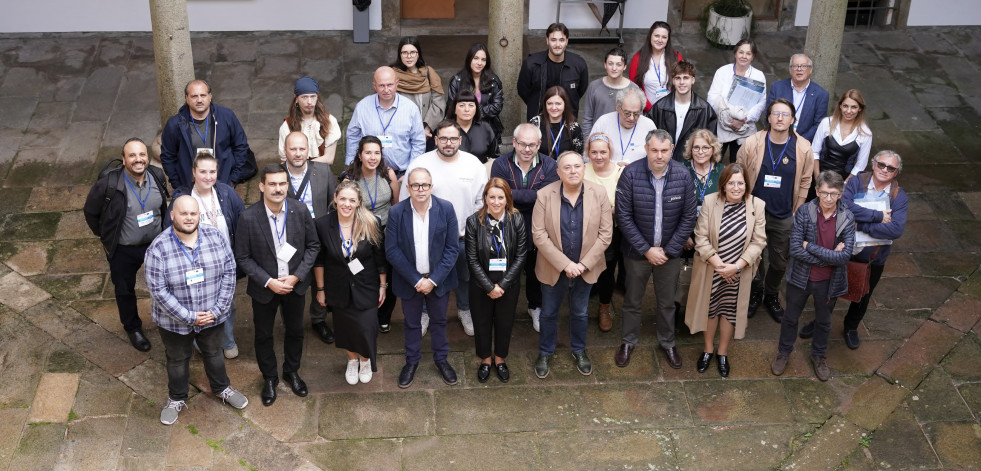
[
  {"xmin": 283, "ymin": 131, "xmax": 337, "ymax": 344},
  {"xmin": 235, "ymin": 163, "xmax": 320, "ymax": 406}
]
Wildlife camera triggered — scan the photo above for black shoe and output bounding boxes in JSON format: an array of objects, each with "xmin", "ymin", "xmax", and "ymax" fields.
[
  {"xmin": 436, "ymin": 361, "xmax": 458, "ymax": 385},
  {"xmin": 845, "ymin": 329, "xmax": 861, "ymax": 350},
  {"xmin": 398, "ymin": 363, "xmax": 419, "ymax": 388},
  {"xmin": 127, "ymin": 329, "xmax": 151, "ymax": 352},
  {"xmin": 477, "ymin": 363, "xmax": 491, "ymax": 383},
  {"xmin": 717, "ymin": 355, "xmax": 730, "ymax": 377},
  {"xmin": 764, "ymin": 294, "xmax": 785, "ymax": 323},
  {"xmin": 378, "ymin": 323, "xmax": 391, "ymax": 333},
  {"xmin": 261, "ymin": 378, "xmax": 278, "ymax": 406},
  {"xmin": 799, "ymin": 321, "xmax": 815, "ymax": 339},
  {"xmin": 495, "ymin": 362, "xmax": 510, "ymax": 383},
  {"xmin": 282, "ymin": 372, "xmax": 308, "ymax": 397},
  {"xmin": 312, "ymin": 322, "xmax": 334, "ymax": 344},
  {"xmin": 696, "ymin": 352, "xmax": 714, "ymax": 373},
  {"xmin": 747, "ymin": 288, "xmax": 764, "ymax": 319}
]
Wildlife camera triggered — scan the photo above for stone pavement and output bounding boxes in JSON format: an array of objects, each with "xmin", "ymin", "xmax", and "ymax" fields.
[{"xmin": 1, "ymin": 26, "xmax": 980, "ymax": 470}]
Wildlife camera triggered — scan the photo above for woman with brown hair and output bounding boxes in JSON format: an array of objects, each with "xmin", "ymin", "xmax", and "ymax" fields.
[
  {"xmin": 277, "ymin": 76, "xmax": 341, "ymax": 164},
  {"xmin": 629, "ymin": 21, "xmax": 683, "ymax": 112},
  {"xmin": 685, "ymin": 163, "xmax": 767, "ymax": 377},
  {"xmin": 465, "ymin": 178, "xmax": 529, "ymax": 383},
  {"xmin": 392, "ymin": 37, "xmax": 447, "ymax": 141},
  {"xmin": 529, "ymin": 86, "xmax": 583, "ymax": 159}
]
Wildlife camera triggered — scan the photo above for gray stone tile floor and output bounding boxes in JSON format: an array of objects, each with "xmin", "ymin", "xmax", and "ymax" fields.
[{"xmin": 0, "ymin": 26, "xmax": 979, "ymax": 470}]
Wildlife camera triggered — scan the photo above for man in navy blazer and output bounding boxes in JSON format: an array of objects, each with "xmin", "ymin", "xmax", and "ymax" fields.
[
  {"xmin": 385, "ymin": 168, "xmax": 460, "ymax": 389},
  {"xmin": 766, "ymin": 54, "xmax": 829, "ymax": 143},
  {"xmin": 235, "ymin": 164, "xmax": 320, "ymax": 406}
]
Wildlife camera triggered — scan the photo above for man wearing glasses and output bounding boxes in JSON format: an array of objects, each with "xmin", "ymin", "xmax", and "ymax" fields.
[
  {"xmin": 737, "ymin": 98, "xmax": 815, "ymax": 322},
  {"xmin": 771, "ymin": 170, "xmax": 855, "ymax": 382},
  {"xmin": 401, "ymin": 121, "xmax": 488, "ymax": 337},
  {"xmin": 589, "ymin": 88, "xmax": 658, "ymax": 164},
  {"xmin": 766, "ymin": 54, "xmax": 829, "ymax": 143},
  {"xmin": 386, "ymin": 167, "xmax": 462, "ymax": 388}
]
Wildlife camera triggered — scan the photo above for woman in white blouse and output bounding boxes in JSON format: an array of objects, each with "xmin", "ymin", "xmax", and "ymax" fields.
[
  {"xmin": 707, "ymin": 39, "xmax": 766, "ymax": 163},
  {"xmin": 277, "ymin": 76, "xmax": 341, "ymax": 165},
  {"xmin": 812, "ymin": 89, "xmax": 872, "ymax": 182}
]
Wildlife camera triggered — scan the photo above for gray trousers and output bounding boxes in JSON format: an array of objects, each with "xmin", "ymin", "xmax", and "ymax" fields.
[
  {"xmin": 761, "ymin": 213, "xmax": 794, "ymax": 296},
  {"xmin": 620, "ymin": 256, "xmax": 682, "ymax": 348}
]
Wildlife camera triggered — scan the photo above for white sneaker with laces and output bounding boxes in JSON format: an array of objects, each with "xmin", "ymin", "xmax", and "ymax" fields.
[
  {"xmin": 223, "ymin": 346, "xmax": 239, "ymax": 359},
  {"xmin": 459, "ymin": 309, "xmax": 474, "ymax": 336},
  {"xmin": 358, "ymin": 358, "xmax": 372, "ymax": 383},
  {"xmin": 528, "ymin": 307, "xmax": 541, "ymax": 332},
  {"xmin": 216, "ymin": 387, "xmax": 248, "ymax": 410},
  {"xmin": 421, "ymin": 311, "xmax": 430, "ymax": 336},
  {"xmin": 160, "ymin": 398, "xmax": 186, "ymax": 425},
  {"xmin": 345, "ymin": 359, "xmax": 359, "ymax": 385}
]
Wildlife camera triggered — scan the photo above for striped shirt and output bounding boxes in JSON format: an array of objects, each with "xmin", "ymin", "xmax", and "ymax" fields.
[{"xmin": 345, "ymin": 93, "xmax": 426, "ymax": 172}]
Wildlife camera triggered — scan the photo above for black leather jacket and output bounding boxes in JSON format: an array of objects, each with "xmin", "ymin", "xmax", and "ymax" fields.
[{"xmin": 465, "ymin": 211, "xmax": 528, "ymax": 293}]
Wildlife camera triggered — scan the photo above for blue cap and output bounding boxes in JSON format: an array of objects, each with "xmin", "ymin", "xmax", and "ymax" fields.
[{"xmin": 294, "ymin": 76, "xmax": 319, "ymax": 95}]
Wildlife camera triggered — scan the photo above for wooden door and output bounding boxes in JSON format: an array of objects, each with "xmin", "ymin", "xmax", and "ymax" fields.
[{"xmin": 402, "ymin": 0, "xmax": 456, "ymax": 19}]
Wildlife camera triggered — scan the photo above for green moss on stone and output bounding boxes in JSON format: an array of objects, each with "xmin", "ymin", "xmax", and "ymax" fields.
[
  {"xmin": 46, "ymin": 349, "xmax": 87, "ymax": 373},
  {"xmin": 0, "ymin": 212, "xmax": 61, "ymax": 241}
]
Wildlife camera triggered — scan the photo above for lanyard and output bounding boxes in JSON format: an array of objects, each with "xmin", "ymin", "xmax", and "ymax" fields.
[
  {"xmin": 338, "ymin": 220, "xmax": 353, "ymax": 259},
  {"xmin": 766, "ymin": 132, "xmax": 791, "ymax": 174},
  {"xmin": 365, "ymin": 174, "xmax": 380, "ymax": 210},
  {"xmin": 694, "ymin": 163, "xmax": 713, "ymax": 203},
  {"xmin": 486, "ymin": 216, "xmax": 505, "ymax": 256},
  {"xmin": 271, "ymin": 209, "xmax": 287, "ymax": 246},
  {"xmin": 375, "ymin": 95, "xmax": 399, "ymax": 133},
  {"xmin": 617, "ymin": 115, "xmax": 638, "ymax": 157},
  {"xmin": 732, "ymin": 64, "xmax": 753, "ymax": 78},
  {"xmin": 190, "ymin": 112, "xmax": 210, "ymax": 146},
  {"xmin": 548, "ymin": 121, "xmax": 564, "ymax": 157},
  {"xmin": 123, "ymin": 173, "xmax": 151, "ymax": 211},
  {"xmin": 652, "ymin": 55, "xmax": 664, "ymax": 87},
  {"xmin": 171, "ymin": 229, "xmax": 200, "ymax": 266}
]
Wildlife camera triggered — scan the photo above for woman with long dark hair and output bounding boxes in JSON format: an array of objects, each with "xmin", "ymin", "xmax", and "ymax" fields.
[
  {"xmin": 629, "ymin": 21, "xmax": 683, "ymax": 112},
  {"xmin": 447, "ymin": 43, "xmax": 505, "ymax": 142},
  {"xmin": 391, "ymin": 37, "xmax": 446, "ymax": 141},
  {"xmin": 529, "ymin": 86, "xmax": 583, "ymax": 159},
  {"xmin": 445, "ymin": 90, "xmax": 498, "ymax": 163}
]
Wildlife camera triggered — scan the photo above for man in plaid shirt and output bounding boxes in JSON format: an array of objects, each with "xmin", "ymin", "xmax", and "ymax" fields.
[{"xmin": 145, "ymin": 195, "xmax": 248, "ymax": 425}]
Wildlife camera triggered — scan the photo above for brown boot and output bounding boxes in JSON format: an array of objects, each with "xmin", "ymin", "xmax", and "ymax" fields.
[{"xmin": 598, "ymin": 303, "xmax": 613, "ymax": 332}]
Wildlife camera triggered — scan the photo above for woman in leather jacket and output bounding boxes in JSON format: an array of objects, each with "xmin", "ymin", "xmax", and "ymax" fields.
[{"xmin": 465, "ymin": 178, "xmax": 529, "ymax": 383}]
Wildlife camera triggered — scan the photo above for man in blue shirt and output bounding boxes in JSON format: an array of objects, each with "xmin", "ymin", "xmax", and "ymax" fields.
[{"xmin": 345, "ymin": 67, "xmax": 426, "ymax": 176}]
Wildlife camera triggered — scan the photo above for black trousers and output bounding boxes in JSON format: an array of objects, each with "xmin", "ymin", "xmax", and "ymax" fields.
[
  {"xmin": 378, "ymin": 264, "xmax": 397, "ymax": 325},
  {"xmin": 109, "ymin": 244, "xmax": 149, "ymax": 332},
  {"xmin": 470, "ymin": 279, "xmax": 520, "ymax": 360},
  {"xmin": 593, "ymin": 225, "xmax": 621, "ymax": 304},
  {"xmin": 844, "ymin": 263, "xmax": 884, "ymax": 331},
  {"xmin": 524, "ymin": 246, "xmax": 542, "ymax": 310},
  {"xmin": 252, "ymin": 291, "xmax": 305, "ymax": 380},
  {"xmin": 158, "ymin": 324, "xmax": 229, "ymax": 401},
  {"xmin": 721, "ymin": 141, "xmax": 741, "ymax": 164}
]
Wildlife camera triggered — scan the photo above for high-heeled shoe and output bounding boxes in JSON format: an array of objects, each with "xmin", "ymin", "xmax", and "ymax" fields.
[
  {"xmin": 717, "ymin": 355, "xmax": 730, "ymax": 377},
  {"xmin": 696, "ymin": 352, "xmax": 714, "ymax": 373}
]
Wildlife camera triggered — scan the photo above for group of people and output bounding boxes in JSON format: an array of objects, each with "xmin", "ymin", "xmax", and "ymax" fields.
[{"xmin": 81, "ymin": 21, "xmax": 908, "ymax": 427}]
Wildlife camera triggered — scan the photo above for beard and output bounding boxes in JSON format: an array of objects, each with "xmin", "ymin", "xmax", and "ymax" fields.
[{"xmin": 173, "ymin": 221, "xmax": 199, "ymax": 235}]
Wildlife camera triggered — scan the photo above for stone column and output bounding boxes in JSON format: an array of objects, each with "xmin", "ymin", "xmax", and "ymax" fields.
[
  {"xmin": 149, "ymin": 0, "xmax": 195, "ymax": 128},
  {"xmin": 803, "ymin": 0, "xmax": 847, "ymax": 105},
  {"xmin": 488, "ymin": 0, "xmax": 524, "ymax": 140}
]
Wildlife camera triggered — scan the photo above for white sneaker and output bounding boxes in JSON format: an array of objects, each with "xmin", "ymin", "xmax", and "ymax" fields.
[
  {"xmin": 223, "ymin": 346, "xmax": 239, "ymax": 359},
  {"xmin": 358, "ymin": 358, "xmax": 372, "ymax": 383},
  {"xmin": 528, "ymin": 307, "xmax": 541, "ymax": 332},
  {"xmin": 345, "ymin": 359, "xmax": 359, "ymax": 385},
  {"xmin": 421, "ymin": 311, "xmax": 430, "ymax": 336},
  {"xmin": 160, "ymin": 398, "xmax": 186, "ymax": 425},
  {"xmin": 459, "ymin": 309, "xmax": 474, "ymax": 336},
  {"xmin": 216, "ymin": 387, "xmax": 248, "ymax": 410}
]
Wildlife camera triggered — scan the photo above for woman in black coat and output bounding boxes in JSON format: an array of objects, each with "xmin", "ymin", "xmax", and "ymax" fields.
[{"xmin": 465, "ymin": 178, "xmax": 528, "ymax": 383}]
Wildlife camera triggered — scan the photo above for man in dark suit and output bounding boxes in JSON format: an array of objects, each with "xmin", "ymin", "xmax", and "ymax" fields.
[
  {"xmin": 235, "ymin": 164, "xmax": 320, "ymax": 406},
  {"xmin": 766, "ymin": 54, "xmax": 829, "ymax": 143},
  {"xmin": 282, "ymin": 131, "xmax": 337, "ymax": 344},
  {"xmin": 385, "ymin": 168, "xmax": 460, "ymax": 389}
]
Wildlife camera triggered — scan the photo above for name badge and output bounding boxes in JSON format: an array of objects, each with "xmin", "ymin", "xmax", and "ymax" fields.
[
  {"xmin": 764, "ymin": 175, "xmax": 782, "ymax": 188},
  {"xmin": 489, "ymin": 258, "xmax": 507, "ymax": 272},
  {"xmin": 379, "ymin": 135, "xmax": 394, "ymax": 148},
  {"xmin": 696, "ymin": 205, "xmax": 702, "ymax": 216},
  {"xmin": 654, "ymin": 88, "xmax": 669, "ymax": 100},
  {"xmin": 185, "ymin": 268, "xmax": 204, "ymax": 285},
  {"xmin": 348, "ymin": 258, "xmax": 365, "ymax": 275},
  {"xmin": 137, "ymin": 210, "xmax": 155, "ymax": 227},
  {"xmin": 196, "ymin": 147, "xmax": 214, "ymax": 156},
  {"xmin": 276, "ymin": 242, "xmax": 297, "ymax": 262}
]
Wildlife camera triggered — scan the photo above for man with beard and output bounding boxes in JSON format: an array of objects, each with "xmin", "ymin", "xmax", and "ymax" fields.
[
  {"xmin": 518, "ymin": 22, "xmax": 589, "ymax": 120},
  {"xmin": 145, "ymin": 196, "xmax": 247, "ymax": 425},
  {"xmin": 84, "ymin": 138, "xmax": 170, "ymax": 352}
]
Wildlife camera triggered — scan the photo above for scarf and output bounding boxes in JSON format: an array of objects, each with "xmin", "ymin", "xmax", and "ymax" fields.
[{"xmin": 394, "ymin": 66, "xmax": 444, "ymax": 95}]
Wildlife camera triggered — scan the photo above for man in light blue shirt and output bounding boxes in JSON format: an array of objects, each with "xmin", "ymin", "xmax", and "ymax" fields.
[{"xmin": 345, "ymin": 66, "xmax": 426, "ymax": 176}]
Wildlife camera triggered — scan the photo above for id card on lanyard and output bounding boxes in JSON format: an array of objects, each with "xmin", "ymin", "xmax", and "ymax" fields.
[
  {"xmin": 376, "ymin": 95, "xmax": 398, "ymax": 148},
  {"xmin": 124, "ymin": 173, "xmax": 155, "ymax": 227}
]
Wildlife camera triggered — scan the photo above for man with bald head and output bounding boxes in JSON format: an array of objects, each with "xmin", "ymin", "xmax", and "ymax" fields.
[
  {"xmin": 345, "ymin": 66, "xmax": 426, "ymax": 177},
  {"xmin": 161, "ymin": 79, "xmax": 252, "ymax": 190},
  {"xmin": 589, "ymin": 87, "xmax": 658, "ymax": 164},
  {"xmin": 145, "ymin": 196, "xmax": 247, "ymax": 425},
  {"xmin": 282, "ymin": 131, "xmax": 337, "ymax": 344}
]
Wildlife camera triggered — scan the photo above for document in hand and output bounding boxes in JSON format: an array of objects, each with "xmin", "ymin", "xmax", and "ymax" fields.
[
  {"xmin": 727, "ymin": 75, "xmax": 765, "ymax": 110},
  {"xmin": 852, "ymin": 194, "xmax": 892, "ymax": 253}
]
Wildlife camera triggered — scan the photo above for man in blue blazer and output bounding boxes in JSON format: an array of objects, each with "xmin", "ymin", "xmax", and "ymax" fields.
[
  {"xmin": 385, "ymin": 168, "xmax": 460, "ymax": 388},
  {"xmin": 766, "ymin": 54, "xmax": 829, "ymax": 143}
]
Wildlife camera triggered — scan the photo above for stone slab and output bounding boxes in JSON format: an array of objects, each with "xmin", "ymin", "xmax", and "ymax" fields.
[
  {"xmin": 72, "ymin": 369, "xmax": 134, "ymax": 418},
  {"xmin": 402, "ymin": 433, "xmax": 539, "ymax": 471},
  {"xmin": 0, "ymin": 312, "xmax": 48, "ymax": 408},
  {"xmin": 577, "ymin": 382, "xmax": 691, "ymax": 429},
  {"xmin": 909, "ymin": 367, "xmax": 974, "ymax": 423},
  {"xmin": 27, "ymin": 372, "xmax": 80, "ymax": 424},
  {"xmin": 117, "ymin": 359, "xmax": 170, "ymax": 403},
  {"xmin": 861, "ymin": 308, "xmax": 925, "ymax": 341},
  {"xmin": 25, "ymin": 185, "xmax": 90, "ymax": 212},
  {"xmin": 298, "ymin": 438, "xmax": 402, "ymax": 471},
  {"xmin": 911, "ymin": 251, "xmax": 981, "ymax": 278},
  {"xmin": 319, "ymin": 390, "xmax": 433, "ymax": 440},
  {"xmin": 163, "ymin": 421, "xmax": 214, "ymax": 468},
  {"xmin": 782, "ymin": 378, "xmax": 840, "ymax": 425},
  {"xmin": 825, "ymin": 339, "xmax": 902, "ymax": 378},
  {"xmin": 221, "ymin": 426, "xmax": 310, "ymax": 471},
  {"xmin": 47, "ymin": 238, "xmax": 109, "ymax": 275},
  {"xmin": 539, "ymin": 429, "xmax": 677, "ymax": 470},
  {"xmin": 31, "ymin": 273, "xmax": 106, "ymax": 301},
  {"xmin": 958, "ymin": 383, "xmax": 981, "ymax": 419},
  {"xmin": 0, "ymin": 408, "xmax": 29, "ymax": 470},
  {"xmin": 435, "ymin": 385, "xmax": 578, "ymax": 435},
  {"xmin": 0, "ymin": 271, "xmax": 50, "ymax": 312},
  {"xmin": 685, "ymin": 379, "xmax": 794, "ymax": 425},
  {"xmin": 7, "ymin": 422, "xmax": 67, "ymax": 471},
  {"xmin": 783, "ymin": 415, "xmax": 865, "ymax": 470},
  {"xmin": 22, "ymin": 299, "xmax": 91, "ymax": 341},
  {"xmin": 0, "ymin": 211, "xmax": 60, "ymax": 240},
  {"xmin": 59, "ymin": 416, "xmax": 127, "ymax": 470},
  {"xmin": 868, "ymin": 405, "xmax": 941, "ymax": 469},
  {"xmin": 931, "ymin": 292, "xmax": 981, "ymax": 333},
  {"xmin": 841, "ymin": 377, "xmax": 908, "ymax": 431},
  {"xmin": 120, "ymin": 396, "xmax": 172, "ymax": 459},
  {"xmin": 72, "ymin": 66, "xmax": 124, "ymax": 122},
  {"xmin": 877, "ymin": 320, "xmax": 962, "ymax": 388},
  {"xmin": 923, "ymin": 421, "xmax": 981, "ymax": 470},
  {"xmin": 672, "ymin": 425, "xmax": 796, "ymax": 471},
  {"xmin": 55, "ymin": 210, "xmax": 97, "ymax": 241},
  {"xmin": 942, "ymin": 333, "xmax": 981, "ymax": 382},
  {"xmin": 239, "ymin": 383, "xmax": 315, "ymax": 442},
  {"xmin": 64, "ymin": 323, "xmax": 148, "ymax": 377},
  {"xmin": 0, "ymin": 96, "xmax": 38, "ymax": 130},
  {"xmin": 3, "ymin": 241, "xmax": 50, "ymax": 276}
]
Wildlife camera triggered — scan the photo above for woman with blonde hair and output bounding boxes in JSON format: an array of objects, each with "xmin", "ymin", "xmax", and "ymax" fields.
[
  {"xmin": 812, "ymin": 89, "xmax": 873, "ymax": 181},
  {"xmin": 583, "ymin": 133, "xmax": 623, "ymax": 332}
]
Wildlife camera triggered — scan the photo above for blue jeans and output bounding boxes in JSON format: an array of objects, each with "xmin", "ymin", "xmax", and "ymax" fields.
[
  {"xmin": 454, "ymin": 237, "xmax": 470, "ymax": 311},
  {"xmin": 539, "ymin": 274, "xmax": 591, "ymax": 355},
  {"xmin": 222, "ymin": 303, "xmax": 237, "ymax": 350}
]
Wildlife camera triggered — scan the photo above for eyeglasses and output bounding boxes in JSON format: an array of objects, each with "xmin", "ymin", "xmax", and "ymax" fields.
[
  {"xmin": 408, "ymin": 183, "xmax": 432, "ymax": 191},
  {"xmin": 790, "ymin": 64, "xmax": 812, "ymax": 71},
  {"xmin": 875, "ymin": 161, "xmax": 899, "ymax": 173},
  {"xmin": 400, "ymin": 50, "xmax": 419, "ymax": 57},
  {"xmin": 621, "ymin": 110, "xmax": 642, "ymax": 119},
  {"xmin": 817, "ymin": 191, "xmax": 841, "ymax": 199},
  {"xmin": 436, "ymin": 136, "xmax": 461, "ymax": 144},
  {"xmin": 770, "ymin": 111, "xmax": 792, "ymax": 118},
  {"xmin": 692, "ymin": 145, "xmax": 713, "ymax": 153},
  {"xmin": 514, "ymin": 141, "xmax": 538, "ymax": 150}
]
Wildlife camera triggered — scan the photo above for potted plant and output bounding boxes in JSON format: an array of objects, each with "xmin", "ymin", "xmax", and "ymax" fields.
[{"xmin": 703, "ymin": 0, "xmax": 753, "ymax": 47}]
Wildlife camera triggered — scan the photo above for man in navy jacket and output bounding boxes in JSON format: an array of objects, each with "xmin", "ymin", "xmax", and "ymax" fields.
[
  {"xmin": 161, "ymin": 80, "xmax": 251, "ymax": 190},
  {"xmin": 766, "ymin": 54, "xmax": 829, "ymax": 143}
]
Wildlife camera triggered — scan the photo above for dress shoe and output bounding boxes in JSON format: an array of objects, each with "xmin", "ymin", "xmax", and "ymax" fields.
[
  {"xmin": 398, "ymin": 363, "xmax": 419, "ymax": 389},
  {"xmin": 572, "ymin": 350, "xmax": 592, "ymax": 376},
  {"xmin": 614, "ymin": 343, "xmax": 634, "ymax": 367},
  {"xmin": 662, "ymin": 346, "xmax": 683, "ymax": 369},
  {"xmin": 282, "ymin": 372, "xmax": 308, "ymax": 397},
  {"xmin": 312, "ymin": 322, "xmax": 334, "ymax": 344},
  {"xmin": 435, "ymin": 361, "xmax": 458, "ymax": 385},
  {"xmin": 844, "ymin": 329, "xmax": 861, "ymax": 350},
  {"xmin": 747, "ymin": 288, "xmax": 764, "ymax": 319},
  {"xmin": 127, "ymin": 329, "xmax": 151, "ymax": 352},
  {"xmin": 477, "ymin": 363, "xmax": 491, "ymax": 383},
  {"xmin": 261, "ymin": 378, "xmax": 278, "ymax": 406},
  {"xmin": 598, "ymin": 303, "xmax": 613, "ymax": 332},
  {"xmin": 534, "ymin": 353, "xmax": 551, "ymax": 379},
  {"xmin": 717, "ymin": 355, "xmax": 730, "ymax": 377},
  {"xmin": 771, "ymin": 353, "xmax": 789, "ymax": 376},
  {"xmin": 696, "ymin": 352, "xmax": 714, "ymax": 373},
  {"xmin": 379, "ymin": 323, "xmax": 391, "ymax": 333},
  {"xmin": 799, "ymin": 321, "xmax": 815, "ymax": 339},
  {"xmin": 495, "ymin": 362, "xmax": 510, "ymax": 383},
  {"xmin": 764, "ymin": 294, "xmax": 785, "ymax": 323}
]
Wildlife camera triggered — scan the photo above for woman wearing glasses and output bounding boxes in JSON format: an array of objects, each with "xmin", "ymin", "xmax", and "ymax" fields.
[
  {"xmin": 707, "ymin": 39, "xmax": 766, "ymax": 163},
  {"xmin": 811, "ymin": 89, "xmax": 873, "ymax": 183},
  {"xmin": 529, "ymin": 86, "xmax": 583, "ymax": 159},
  {"xmin": 685, "ymin": 163, "xmax": 767, "ymax": 377},
  {"xmin": 392, "ymin": 37, "xmax": 446, "ymax": 145}
]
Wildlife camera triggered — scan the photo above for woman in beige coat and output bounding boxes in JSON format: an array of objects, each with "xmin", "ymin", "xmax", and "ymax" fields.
[{"xmin": 685, "ymin": 163, "xmax": 767, "ymax": 377}]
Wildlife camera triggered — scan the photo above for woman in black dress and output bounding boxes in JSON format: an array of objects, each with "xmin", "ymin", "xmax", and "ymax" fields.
[
  {"xmin": 313, "ymin": 181, "xmax": 387, "ymax": 385},
  {"xmin": 445, "ymin": 89, "xmax": 498, "ymax": 163}
]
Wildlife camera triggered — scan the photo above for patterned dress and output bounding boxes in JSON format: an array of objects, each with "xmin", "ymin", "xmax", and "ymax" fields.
[{"xmin": 708, "ymin": 201, "xmax": 748, "ymax": 324}]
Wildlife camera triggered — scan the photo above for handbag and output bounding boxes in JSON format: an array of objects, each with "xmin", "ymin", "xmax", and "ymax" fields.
[{"xmin": 842, "ymin": 247, "xmax": 880, "ymax": 303}]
